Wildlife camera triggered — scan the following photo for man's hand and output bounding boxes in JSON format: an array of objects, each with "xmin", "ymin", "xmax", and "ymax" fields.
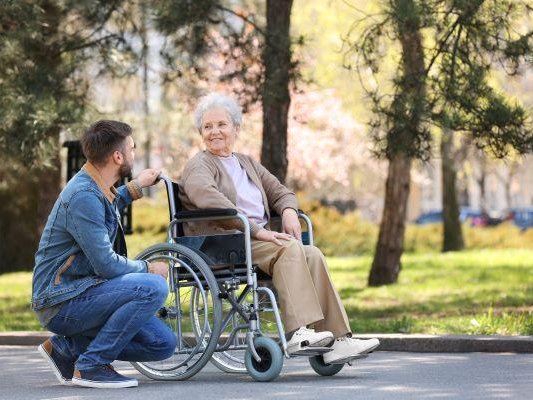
[
  {"xmin": 136, "ymin": 169, "xmax": 161, "ymax": 188},
  {"xmin": 282, "ymin": 208, "xmax": 302, "ymax": 241},
  {"xmin": 255, "ymin": 228, "xmax": 293, "ymax": 246},
  {"xmin": 148, "ymin": 261, "xmax": 168, "ymax": 279}
]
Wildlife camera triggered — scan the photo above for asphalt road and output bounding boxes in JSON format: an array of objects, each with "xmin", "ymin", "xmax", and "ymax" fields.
[{"xmin": 0, "ymin": 346, "xmax": 532, "ymax": 400}]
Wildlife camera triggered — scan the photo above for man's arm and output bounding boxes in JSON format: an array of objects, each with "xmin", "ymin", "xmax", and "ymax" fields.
[
  {"xmin": 116, "ymin": 169, "xmax": 161, "ymax": 211},
  {"xmin": 66, "ymin": 190, "xmax": 147, "ymax": 279}
]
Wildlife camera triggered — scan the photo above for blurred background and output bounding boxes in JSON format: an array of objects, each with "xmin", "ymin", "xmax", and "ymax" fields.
[{"xmin": 0, "ymin": 0, "xmax": 531, "ymax": 335}]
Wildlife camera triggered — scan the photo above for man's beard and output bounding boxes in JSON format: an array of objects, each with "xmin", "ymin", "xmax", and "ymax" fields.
[{"xmin": 119, "ymin": 160, "xmax": 133, "ymax": 178}]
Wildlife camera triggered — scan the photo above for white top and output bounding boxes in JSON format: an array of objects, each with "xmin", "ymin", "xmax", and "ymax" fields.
[{"xmin": 218, "ymin": 154, "xmax": 268, "ymax": 228}]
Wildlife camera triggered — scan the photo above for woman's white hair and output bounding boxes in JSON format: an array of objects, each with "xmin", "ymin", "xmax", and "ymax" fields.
[{"xmin": 193, "ymin": 92, "xmax": 242, "ymax": 131}]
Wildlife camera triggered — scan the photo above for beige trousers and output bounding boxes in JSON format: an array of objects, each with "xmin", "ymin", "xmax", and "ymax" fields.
[{"xmin": 251, "ymin": 239, "xmax": 351, "ymax": 337}]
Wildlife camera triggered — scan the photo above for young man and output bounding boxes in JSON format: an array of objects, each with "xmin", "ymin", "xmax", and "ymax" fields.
[{"xmin": 31, "ymin": 120, "xmax": 174, "ymax": 388}]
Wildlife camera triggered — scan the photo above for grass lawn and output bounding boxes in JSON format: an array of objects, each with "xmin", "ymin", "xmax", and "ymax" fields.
[
  {"xmin": 331, "ymin": 250, "xmax": 533, "ymax": 335},
  {"xmin": 2, "ymin": 249, "xmax": 531, "ymax": 334}
]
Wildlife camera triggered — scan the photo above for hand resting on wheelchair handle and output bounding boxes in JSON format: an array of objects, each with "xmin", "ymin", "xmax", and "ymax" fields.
[{"xmin": 281, "ymin": 207, "xmax": 302, "ymax": 241}]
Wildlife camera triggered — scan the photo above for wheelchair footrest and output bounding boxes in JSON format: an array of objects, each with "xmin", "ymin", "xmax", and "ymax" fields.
[{"xmin": 289, "ymin": 346, "xmax": 332, "ymax": 357}]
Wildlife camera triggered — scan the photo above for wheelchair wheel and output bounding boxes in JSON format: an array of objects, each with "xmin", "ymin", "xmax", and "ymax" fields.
[
  {"xmin": 244, "ymin": 336, "xmax": 283, "ymax": 382},
  {"xmin": 192, "ymin": 283, "xmax": 280, "ymax": 374},
  {"xmin": 131, "ymin": 243, "xmax": 222, "ymax": 381},
  {"xmin": 309, "ymin": 355, "xmax": 344, "ymax": 376}
]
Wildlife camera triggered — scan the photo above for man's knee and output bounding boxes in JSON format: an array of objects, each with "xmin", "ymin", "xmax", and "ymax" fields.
[{"xmin": 141, "ymin": 274, "xmax": 169, "ymax": 304}]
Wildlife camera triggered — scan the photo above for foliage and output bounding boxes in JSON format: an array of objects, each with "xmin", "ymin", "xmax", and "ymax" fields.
[
  {"xmin": 301, "ymin": 197, "xmax": 533, "ymax": 256},
  {"xmin": 120, "ymin": 195, "xmax": 533, "ymax": 258},
  {"xmin": 151, "ymin": 0, "xmax": 266, "ymax": 107},
  {"xmin": 0, "ymin": 0, "xmax": 139, "ymax": 166},
  {"xmin": 344, "ymin": 0, "xmax": 533, "ymax": 160}
]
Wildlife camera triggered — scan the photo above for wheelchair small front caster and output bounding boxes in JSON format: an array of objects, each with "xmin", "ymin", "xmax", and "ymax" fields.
[
  {"xmin": 309, "ymin": 355, "xmax": 344, "ymax": 376},
  {"xmin": 244, "ymin": 336, "xmax": 283, "ymax": 382}
]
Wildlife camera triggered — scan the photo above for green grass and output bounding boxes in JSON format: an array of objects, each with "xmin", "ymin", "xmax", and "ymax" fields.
[
  {"xmin": 2, "ymin": 249, "xmax": 532, "ymax": 334},
  {"xmin": 0, "ymin": 272, "xmax": 42, "ymax": 331},
  {"xmin": 330, "ymin": 250, "xmax": 533, "ymax": 335}
]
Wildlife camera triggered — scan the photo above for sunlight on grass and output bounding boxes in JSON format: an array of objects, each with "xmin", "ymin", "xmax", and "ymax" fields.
[
  {"xmin": 328, "ymin": 249, "xmax": 533, "ymax": 335},
  {"xmin": 1, "ymin": 249, "xmax": 531, "ymax": 334}
]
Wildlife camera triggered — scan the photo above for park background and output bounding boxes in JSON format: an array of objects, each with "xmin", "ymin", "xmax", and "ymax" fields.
[{"xmin": 0, "ymin": 1, "xmax": 531, "ymax": 336}]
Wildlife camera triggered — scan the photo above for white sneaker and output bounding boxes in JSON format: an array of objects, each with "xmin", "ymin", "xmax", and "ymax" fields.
[
  {"xmin": 323, "ymin": 337, "xmax": 380, "ymax": 364},
  {"xmin": 287, "ymin": 327, "xmax": 334, "ymax": 354}
]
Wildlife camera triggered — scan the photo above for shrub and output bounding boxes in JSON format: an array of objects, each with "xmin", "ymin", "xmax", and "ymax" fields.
[{"xmin": 130, "ymin": 193, "xmax": 533, "ymax": 257}]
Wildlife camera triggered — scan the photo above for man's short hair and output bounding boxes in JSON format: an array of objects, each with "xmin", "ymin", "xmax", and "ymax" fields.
[{"xmin": 81, "ymin": 120, "xmax": 132, "ymax": 165}]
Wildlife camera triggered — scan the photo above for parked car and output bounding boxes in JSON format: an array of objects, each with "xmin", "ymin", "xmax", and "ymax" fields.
[
  {"xmin": 509, "ymin": 207, "xmax": 533, "ymax": 230},
  {"xmin": 415, "ymin": 207, "xmax": 489, "ymax": 226},
  {"xmin": 414, "ymin": 210, "xmax": 443, "ymax": 225}
]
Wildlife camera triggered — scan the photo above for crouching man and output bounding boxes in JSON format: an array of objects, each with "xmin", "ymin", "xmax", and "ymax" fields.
[{"xmin": 31, "ymin": 120, "xmax": 175, "ymax": 388}]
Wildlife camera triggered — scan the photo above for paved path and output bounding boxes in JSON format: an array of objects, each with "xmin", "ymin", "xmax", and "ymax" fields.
[{"xmin": 1, "ymin": 346, "xmax": 532, "ymax": 400}]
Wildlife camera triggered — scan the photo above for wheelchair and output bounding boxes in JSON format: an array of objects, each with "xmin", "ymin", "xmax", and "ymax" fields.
[{"xmin": 130, "ymin": 175, "xmax": 345, "ymax": 381}]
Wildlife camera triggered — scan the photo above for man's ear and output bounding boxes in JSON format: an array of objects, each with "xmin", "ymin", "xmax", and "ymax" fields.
[{"xmin": 112, "ymin": 150, "xmax": 123, "ymax": 165}]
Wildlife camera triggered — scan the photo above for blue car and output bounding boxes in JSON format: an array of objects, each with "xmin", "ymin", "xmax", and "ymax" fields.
[
  {"xmin": 414, "ymin": 207, "xmax": 482, "ymax": 225},
  {"xmin": 510, "ymin": 207, "xmax": 533, "ymax": 230}
]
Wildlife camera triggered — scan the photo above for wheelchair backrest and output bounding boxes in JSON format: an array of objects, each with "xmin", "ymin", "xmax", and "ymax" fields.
[{"xmin": 163, "ymin": 179, "xmax": 185, "ymax": 237}]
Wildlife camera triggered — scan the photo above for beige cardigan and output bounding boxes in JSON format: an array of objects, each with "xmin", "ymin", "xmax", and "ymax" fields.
[{"xmin": 179, "ymin": 151, "xmax": 298, "ymax": 237}]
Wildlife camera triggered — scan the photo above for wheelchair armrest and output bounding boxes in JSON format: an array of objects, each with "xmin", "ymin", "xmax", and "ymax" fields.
[{"xmin": 175, "ymin": 208, "xmax": 238, "ymax": 220}]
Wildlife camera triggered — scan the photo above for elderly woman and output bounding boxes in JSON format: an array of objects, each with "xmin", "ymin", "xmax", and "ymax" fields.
[{"xmin": 179, "ymin": 92, "xmax": 379, "ymax": 364}]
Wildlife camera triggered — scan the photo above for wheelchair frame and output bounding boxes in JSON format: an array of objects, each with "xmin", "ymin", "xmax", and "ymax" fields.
[{"xmin": 132, "ymin": 175, "xmax": 338, "ymax": 382}]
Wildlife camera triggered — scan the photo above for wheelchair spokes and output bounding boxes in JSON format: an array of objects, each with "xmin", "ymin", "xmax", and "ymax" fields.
[{"xmin": 131, "ymin": 243, "xmax": 222, "ymax": 380}]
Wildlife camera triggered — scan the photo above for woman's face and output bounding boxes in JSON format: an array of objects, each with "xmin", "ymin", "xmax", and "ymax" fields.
[{"xmin": 200, "ymin": 107, "xmax": 238, "ymax": 157}]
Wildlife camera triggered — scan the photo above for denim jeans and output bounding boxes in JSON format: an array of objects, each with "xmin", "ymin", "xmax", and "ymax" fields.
[{"xmin": 47, "ymin": 273, "xmax": 176, "ymax": 371}]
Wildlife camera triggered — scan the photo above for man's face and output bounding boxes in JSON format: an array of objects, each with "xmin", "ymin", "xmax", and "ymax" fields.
[{"xmin": 118, "ymin": 136, "xmax": 135, "ymax": 178}]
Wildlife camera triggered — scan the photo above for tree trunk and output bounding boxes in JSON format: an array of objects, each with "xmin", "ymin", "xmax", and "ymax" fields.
[
  {"xmin": 368, "ymin": 154, "xmax": 412, "ymax": 285},
  {"xmin": 477, "ymin": 153, "xmax": 487, "ymax": 213},
  {"xmin": 441, "ymin": 128, "xmax": 464, "ymax": 251},
  {"xmin": 260, "ymin": 0, "xmax": 293, "ymax": 183},
  {"xmin": 368, "ymin": 0, "xmax": 425, "ymax": 286}
]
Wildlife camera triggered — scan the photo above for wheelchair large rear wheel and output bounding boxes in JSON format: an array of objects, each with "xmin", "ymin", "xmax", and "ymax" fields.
[{"xmin": 131, "ymin": 243, "xmax": 222, "ymax": 380}]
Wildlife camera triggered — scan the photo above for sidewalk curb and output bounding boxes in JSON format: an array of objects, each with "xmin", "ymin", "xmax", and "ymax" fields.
[{"xmin": 1, "ymin": 331, "xmax": 532, "ymax": 353}]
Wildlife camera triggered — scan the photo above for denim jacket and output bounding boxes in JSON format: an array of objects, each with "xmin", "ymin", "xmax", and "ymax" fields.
[{"xmin": 31, "ymin": 163, "xmax": 147, "ymax": 311}]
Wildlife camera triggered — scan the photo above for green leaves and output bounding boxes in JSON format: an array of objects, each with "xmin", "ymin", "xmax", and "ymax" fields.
[
  {"xmin": 348, "ymin": 0, "xmax": 533, "ymax": 160},
  {"xmin": 0, "ymin": 0, "xmax": 139, "ymax": 167}
]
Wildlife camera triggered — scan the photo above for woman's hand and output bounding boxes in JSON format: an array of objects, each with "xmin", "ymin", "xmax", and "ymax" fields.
[
  {"xmin": 255, "ymin": 228, "xmax": 293, "ymax": 245},
  {"xmin": 282, "ymin": 208, "xmax": 302, "ymax": 241}
]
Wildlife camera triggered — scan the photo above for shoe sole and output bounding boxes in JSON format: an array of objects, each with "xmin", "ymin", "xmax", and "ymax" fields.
[
  {"xmin": 37, "ymin": 344, "xmax": 72, "ymax": 386},
  {"xmin": 323, "ymin": 341, "xmax": 380, "ymax": 365},
  {"xmin": 72, "ymin": 377, "xmax": 138, "ymax": 389}
]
